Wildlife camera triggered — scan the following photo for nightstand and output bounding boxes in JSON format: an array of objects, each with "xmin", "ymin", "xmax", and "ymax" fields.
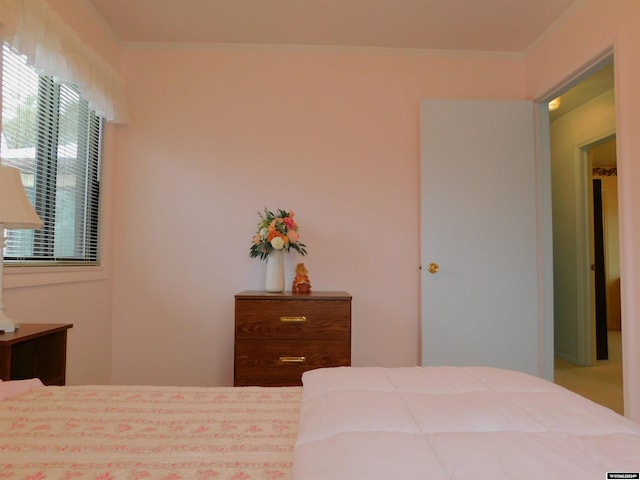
[
  {"xmin": 234, "ymin": 291, "xmax": 351, "ymax": 386},
  {"xmin": 0, "ymin": 323, "xmax": 73, "ymax": 385}
]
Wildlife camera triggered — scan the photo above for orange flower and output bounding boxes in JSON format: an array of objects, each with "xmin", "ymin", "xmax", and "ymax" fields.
[{"xmin": 268, "ymin": 231, "xmax": 284, "ymax": 242}]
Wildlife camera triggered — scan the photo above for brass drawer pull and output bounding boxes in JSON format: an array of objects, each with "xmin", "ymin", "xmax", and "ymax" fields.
[
  {"xmin": 280, "ymin": 316, "xmax": 307, "ymax": 323},
  {"xmin": 279, "ymin": 356, "xmax": 306, "ymax": 363}
]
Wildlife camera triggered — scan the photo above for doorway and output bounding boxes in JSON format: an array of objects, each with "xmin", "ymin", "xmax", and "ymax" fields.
[
  {"xmin": 548, "ymin": 58, "xmax": 623, "ymax": 414},
  {"xmin": 590, "ymin": 137, "xmax": 620, "ymax": 360}
]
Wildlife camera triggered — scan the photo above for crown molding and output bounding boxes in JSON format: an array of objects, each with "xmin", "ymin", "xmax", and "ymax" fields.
[{"xmin": 122, "ymin": 41, "xmax": 523, "ymax": 60}]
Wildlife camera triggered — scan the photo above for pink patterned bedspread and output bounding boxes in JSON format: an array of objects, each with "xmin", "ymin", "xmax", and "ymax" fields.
[{"xmin": 0, "ymin": 383, "xmax": 301, "ymax": 479}]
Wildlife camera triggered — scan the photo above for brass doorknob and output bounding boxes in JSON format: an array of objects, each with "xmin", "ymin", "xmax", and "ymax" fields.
[{"xmin": 426, "ymin": 263, "xmax": 439, "ymax": 274}]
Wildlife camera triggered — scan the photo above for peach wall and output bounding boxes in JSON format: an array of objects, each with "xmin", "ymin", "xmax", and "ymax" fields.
[
  {"xmin": 4, "ymin": 278, "xmax": 112, "ymax": 382},
  {"xmin": 110, "ymin": 48, "xmax": 524, "ymax": 386},
  {"xmin": 525, "ymin": 0, "xmax": 640, "ymax": 421}
]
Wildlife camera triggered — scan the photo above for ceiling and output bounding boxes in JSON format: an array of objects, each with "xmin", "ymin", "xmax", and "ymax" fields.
[
  {"xmin": 87, "ymin": 0, "xmax": 578, "ymax": 53},
  {"xmin": 549, "ymin": 62, "xmax": 614, "ymax": 121},
  {"xmin": 591, "ymin": 138, "xmax": 616, "ymax": 167}
]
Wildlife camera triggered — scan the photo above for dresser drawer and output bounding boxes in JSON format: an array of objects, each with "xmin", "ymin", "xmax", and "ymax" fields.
[
  {"xmin": 235, "ymin": 298, "xmax": 350, "ymax": 340},
  {"xmin": 234, "ymin": 340, "xmax": 350, "ymax": 386}
]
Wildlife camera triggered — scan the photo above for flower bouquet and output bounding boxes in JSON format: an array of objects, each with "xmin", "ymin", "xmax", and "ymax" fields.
[{"xmin": 249, "ymin": 208, "xmax": 308, "ymax": 260}]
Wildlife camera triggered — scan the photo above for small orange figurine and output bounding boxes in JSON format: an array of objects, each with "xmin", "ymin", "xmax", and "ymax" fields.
[{"xmin": 292, "ymin": 262, "xmax": 312, "ymax": 294}]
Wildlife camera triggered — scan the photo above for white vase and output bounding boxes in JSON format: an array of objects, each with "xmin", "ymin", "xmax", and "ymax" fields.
[{"xmin": 265, "ymin": 249, "xmax": 285, "ymax": 292}]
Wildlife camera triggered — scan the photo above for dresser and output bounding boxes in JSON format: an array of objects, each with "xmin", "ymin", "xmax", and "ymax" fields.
[
  {"xmin": 234, "ymin": 291, "xmax": 351, "ymax": 386},
  {"xmin": 0, "ymin": 323, "xmax": 73, "ymax": 385}
]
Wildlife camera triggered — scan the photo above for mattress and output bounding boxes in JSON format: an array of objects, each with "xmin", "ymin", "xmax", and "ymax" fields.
[
  {"xmin": 0, "ymin": 381, "xmax": 301, "ymax": 479},
  {"xmin": 293, "ymin": 366, "xmax": 640, "ymax": 480}
]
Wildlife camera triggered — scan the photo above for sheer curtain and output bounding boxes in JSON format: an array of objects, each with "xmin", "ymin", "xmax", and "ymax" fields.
[{"xmin": 0, "ymin": 0, "xmax": 128, "ymax": 123}]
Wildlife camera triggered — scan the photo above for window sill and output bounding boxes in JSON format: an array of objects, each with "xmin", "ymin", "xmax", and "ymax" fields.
[{"xmin": 4, "ymin": 264, "xmax": 108, "ymax": 289}]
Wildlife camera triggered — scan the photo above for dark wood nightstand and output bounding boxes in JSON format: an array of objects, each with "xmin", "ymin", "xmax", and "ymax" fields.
[
  {"xmin": 0, "ymin": 323, "xmax": 73, "ymax": 385},
  {"xmin": 234, "ymin": 291, "xmax": 351, "ymax": 386}
]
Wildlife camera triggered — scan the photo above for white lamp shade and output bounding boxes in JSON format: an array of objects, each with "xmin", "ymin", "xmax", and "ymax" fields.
[{"xmin": 0, "ymin": 165, "xmax": 42, "ymax": 229}]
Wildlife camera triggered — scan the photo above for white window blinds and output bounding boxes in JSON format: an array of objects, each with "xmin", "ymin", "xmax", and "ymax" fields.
[{"xmin": 1, "ymin": 44, "xmax": 101, "ymax": 263}]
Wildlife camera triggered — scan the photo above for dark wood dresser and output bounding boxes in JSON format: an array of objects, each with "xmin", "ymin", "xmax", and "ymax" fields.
[
  {"xmin": 0, "ymin": 323, "xmax": 73, "ymax": 385},
  {"xmin": 234, "ymin": 291, "xmax": 351, "ymax": 386}
]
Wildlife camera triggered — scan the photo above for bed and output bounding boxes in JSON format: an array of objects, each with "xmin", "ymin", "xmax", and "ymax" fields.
[{"xmin": 1, "ymin": 367, "xmax": 639, "ymax": 479}]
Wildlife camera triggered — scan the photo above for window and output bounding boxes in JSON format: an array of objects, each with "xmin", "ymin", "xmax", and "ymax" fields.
[{"xmin": 1, "ymin": 44, "xmax": 102, "ymax": 264}]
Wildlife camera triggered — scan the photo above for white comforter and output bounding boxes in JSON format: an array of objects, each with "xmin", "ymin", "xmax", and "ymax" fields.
[{"xmin": 293, "ymin": 366, "xmax": 640, "ymax": 479}]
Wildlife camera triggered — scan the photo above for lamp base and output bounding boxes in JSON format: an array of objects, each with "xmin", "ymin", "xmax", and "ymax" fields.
[{"xmin": 0, "ymin": 315, "xmax": 18, "ymax": 333}]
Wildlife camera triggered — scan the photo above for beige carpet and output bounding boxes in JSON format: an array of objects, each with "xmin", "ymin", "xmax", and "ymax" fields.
[{"xmin": 554, "ymin": 330, "xmax": 623, "ymax": 415}]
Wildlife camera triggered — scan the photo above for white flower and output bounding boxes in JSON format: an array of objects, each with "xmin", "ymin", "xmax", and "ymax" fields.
[
  {"xmin": 259, "ymin": 227, "xmax": 268, "ymax": 240},
  {"xmin": 270, "ymin": 236, "xmax": 285, "ymax": 250}
]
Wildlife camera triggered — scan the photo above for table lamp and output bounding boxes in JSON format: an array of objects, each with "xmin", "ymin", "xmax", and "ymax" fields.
[{"xmin": 0, "ymin": 165, "xmax": 43, "ymax": 333}]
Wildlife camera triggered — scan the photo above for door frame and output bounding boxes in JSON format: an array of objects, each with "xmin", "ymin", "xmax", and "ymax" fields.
[
  {"xmin": 576, "ymin": 133, "xmax": 617, "ymax": 365},
  {"xmin": 534, "ymin": 48, "xmax": 615, "ymax": 379}
]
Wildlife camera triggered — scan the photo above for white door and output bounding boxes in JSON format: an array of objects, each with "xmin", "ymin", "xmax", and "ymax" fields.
[{"xmin": 420, "ymin": 99, "xmax": 543, "ymax": 376}]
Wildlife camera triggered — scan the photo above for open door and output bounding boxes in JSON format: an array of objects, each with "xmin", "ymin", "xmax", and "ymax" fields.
[
  {"xmin": 420, "ymin": 99, "xmax": 545, "ymax": 376},
  {"xmin": 592, "ymin": 178, "xmax": 609, "ymax": 360}
]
